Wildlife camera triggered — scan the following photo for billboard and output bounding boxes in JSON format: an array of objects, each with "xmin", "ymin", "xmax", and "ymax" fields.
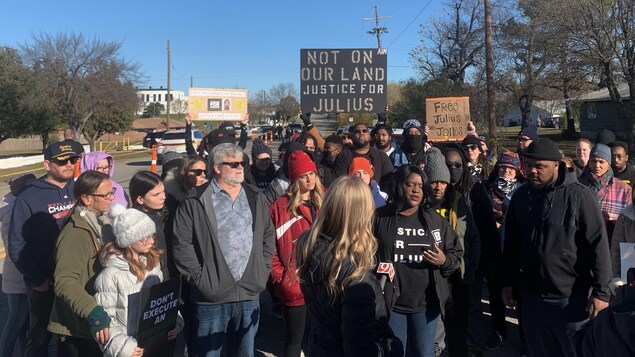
[
  {"xmin": 425, "ymin": 97, "xmax": 471, "ymax": 141},
  {"xmin": 300, "ymin": 48, "xmax": 387, "ymax": 114},
  {"xmin": 187, "ymin": 88, "xmax": 248, "ymax": 121}
]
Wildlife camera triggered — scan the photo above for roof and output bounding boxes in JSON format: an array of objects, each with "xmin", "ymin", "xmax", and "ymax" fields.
[
  {"xmin": 132, "ymin": 117, "xmax": 186, "ymax": 131},
  {"xmin": 575, "ymin": 83, "xmax": 630, "ymax": 102}
]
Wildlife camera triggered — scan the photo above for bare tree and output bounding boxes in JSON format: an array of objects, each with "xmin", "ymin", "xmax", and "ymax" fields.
[
  {"xmin": 411, "ymin": 0, "xmax": 485, "ymax": 84},
  {"xmin": 268, "ymin": 82, "xmax": 298, "ymax": 105},
  {"xmin": 20, "ymin": 32, "xmax": 142, "ymax": 140}
]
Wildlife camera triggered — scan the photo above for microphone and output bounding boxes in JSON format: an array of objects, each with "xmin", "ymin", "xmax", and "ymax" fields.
[{"xmin": 376, "ymin": 262, "xmax": 395, "ymax": 290}]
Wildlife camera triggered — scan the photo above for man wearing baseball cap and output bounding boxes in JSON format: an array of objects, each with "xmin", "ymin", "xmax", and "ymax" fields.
[
  {"xmin": 9, "ymin": 141, "xmax": 79, "ymax": 355},
  {"xmin": 501, "ymin": 138, "xmax": 611, "ymax": 357}
]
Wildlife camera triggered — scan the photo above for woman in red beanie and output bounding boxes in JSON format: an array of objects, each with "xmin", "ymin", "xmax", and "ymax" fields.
[{"xmin": 269, "ymin": 150, "xmax": 325, "ymax": 357}]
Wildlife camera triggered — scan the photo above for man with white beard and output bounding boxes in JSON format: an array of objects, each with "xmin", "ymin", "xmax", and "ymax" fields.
[{"xmin": 172, "ymin": 143, "xmax": 275, "ymax": 357}]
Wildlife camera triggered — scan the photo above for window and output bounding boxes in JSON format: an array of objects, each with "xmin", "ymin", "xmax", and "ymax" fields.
[
  {"xmin": 146, "ymin": 94, "xmax": 150, "ymax": 101},
  {"xmin": 153, "ymin": 94, "xmax": 156, "ymax": 101},
  {"xmin": 158, "ymin": 94, "xmax": 162, "ymax": 102}
]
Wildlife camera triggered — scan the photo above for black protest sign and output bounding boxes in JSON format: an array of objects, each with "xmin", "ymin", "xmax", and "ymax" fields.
[
  {"xmin": 300, "ymin": 48, "xmax": 387, "ymax": 114},
  {"xmin": 134, "ymin": 276, "xmax": 181, "ymax": 357}
]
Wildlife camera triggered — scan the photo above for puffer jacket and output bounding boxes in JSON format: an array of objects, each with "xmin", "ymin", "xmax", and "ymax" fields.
[
  {"xmin": 95, "ymin": 252, "xmax": 181, "ymax": 357},
  {"xmin": 269, "ymin": 195, "xmax": 316, "ymax": 306},
  {"xmin": 299, "ymin": 232, "xmax": 403, "ymax": 357}
]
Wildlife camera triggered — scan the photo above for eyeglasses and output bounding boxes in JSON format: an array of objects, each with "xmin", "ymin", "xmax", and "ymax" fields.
[
  {"xmin": 51, "ymin": 156, "xmax": 79, "ymax": 166},
  {"xmin": 517, "ymin": 137, "xmax": 532, "ymax": 142},
  {"xmin": 354, "ymin": 129, "xmax": 369, "ymax": 134},
  {"xmin": 446, "ymin": 162, "xmax": 463, "ymax": 169},
  {"xmin": 221, "ymin": 161, "xmax": 246, "ymax": 169},
  {"xmin": 89, "ymin": 188, "xmax": 117, "ymax": 199},
  {"xmin": 95, "ymin": 165, "xmax": 111, "ymax": 172},
  {"xmin": 463, "ymin": 144, "xmax": 479, "ymax": 151},
  {"xmin": 189, "ymin": 169, "xmax": 206, "ymax": 176}
]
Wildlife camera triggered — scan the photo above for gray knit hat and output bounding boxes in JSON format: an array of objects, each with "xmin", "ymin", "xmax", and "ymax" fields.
[
  {"xmin": 590, "ymin": 143, "xmax": 612, "ymax": 163},
  {"xmin": 424, "ymin": 147, "xmax": 451, "ymax": 184},
  {"xmin": 110, "ymin": 205, "xmax": 156, "ymax": 248}
]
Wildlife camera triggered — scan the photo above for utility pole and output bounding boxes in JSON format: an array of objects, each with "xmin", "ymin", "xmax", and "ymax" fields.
[
  {"xmin": 484, "ymin": 0, "xmax": 497, "ymax": 155},
  {"xmin": 166, "ymin": 40, "xmax": 171, "ymax": 130},
  {"xmin": 190, "ymin": 76, "xmax": 193, "ymax": 88},
  {"xmin": 363, "ymin": 4, "xmax": 390, "ymax": 49}
]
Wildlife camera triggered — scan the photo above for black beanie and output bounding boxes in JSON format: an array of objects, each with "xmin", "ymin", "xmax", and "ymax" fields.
[
  {"xmin": 251, "ymin": 138, "xmax": 273, "ymax": 161},
  {"xmin": 461, "ymin": 135, "xmax": 483, "ymax": 153},
  {"xmin": 595, "ymin": 129, "xmax": 616, "ymax": 145},
  {"xmin": 325, "ymin": 134, "xmax": 343, "ymax": 145},
  {"xmin": 523, "ymin": 138, "xmax": 562, "ymax": 161}
]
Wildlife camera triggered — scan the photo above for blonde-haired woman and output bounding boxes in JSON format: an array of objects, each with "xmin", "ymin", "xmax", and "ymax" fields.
[
  {"xmin": 296, "ymin": 176, "xmax": 403, "ymax": 356},
  {"xmin": 270, "ymin": 150, "xmax": 324, "ymax": 357}
]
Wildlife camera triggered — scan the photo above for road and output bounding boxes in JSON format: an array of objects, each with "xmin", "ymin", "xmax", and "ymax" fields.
[{"xmin": 0, "ymin": 143, "xmax": 522, "ymax": 356}]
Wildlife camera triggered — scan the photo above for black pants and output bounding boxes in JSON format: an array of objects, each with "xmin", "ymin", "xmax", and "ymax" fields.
[
  {"xmin": 25, "ymin": 288, "xmax": 55, "ymax": 357},
  {"xmin": 521, "ymin": 289, "xmax": 589, "ymax": 357},
  {"xmin": 487, "ymin": 275, "xmax": 507, "ymax": 338},
  {"xmin": 445, "ymin": 272, "xmax": 471, "ymax": 357},
  {"xmin": 282, "ymin": 305, "xmax": 307, "ymax": 357},
  {"xmin": 58, "ymin": 335, "xmax": 102, "ymax": 357}
]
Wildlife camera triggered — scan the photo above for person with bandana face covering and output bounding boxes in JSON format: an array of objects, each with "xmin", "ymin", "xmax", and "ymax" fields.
[{"xmin": 390, "ymin": 119, "xmax": 429, "ymax": 168}]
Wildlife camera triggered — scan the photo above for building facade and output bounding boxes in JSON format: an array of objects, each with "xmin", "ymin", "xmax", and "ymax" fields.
[{"xmin": 136, "ymin": 86, "xmax": 187, "ymax": 115}]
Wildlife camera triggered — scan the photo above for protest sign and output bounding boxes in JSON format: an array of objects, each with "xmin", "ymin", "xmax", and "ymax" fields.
[
  {"xmin": 188, "ymin": 88, "xmax": 248, "ymax": 121},
  {"xmin": 425, "ymin": 97, "xmax": 470, "ymax": 141},
  {"xmin": 620, "ymin": 243, "xmax": 635, "ymax": 282},
  {"xmin": 134, "ymin": 276, "xmax": 181, "ymax": 357},
  {"xmin": 300, "ymin": 48, "xmax": 387, "ymax": 114}
]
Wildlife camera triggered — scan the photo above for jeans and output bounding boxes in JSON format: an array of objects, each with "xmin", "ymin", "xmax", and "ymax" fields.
[
  {"xmin": 389, "ymin": 308, "xmax": 440, "ymax": 357},
  {"xmin": 25, "ymin": 287, "xmax": 55, "ymax": 357},
  {"xmin": 0, "ymin": 293, "xmax": 29, "ymax": 357},
  {"xmin": 194, "ymin": 299, "xmax": 260, "ymax": 357}
]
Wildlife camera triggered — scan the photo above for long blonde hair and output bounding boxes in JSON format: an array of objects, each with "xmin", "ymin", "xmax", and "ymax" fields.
[
  {"xmin": 101, "ymin": 242, "xmax": 162, "ymax": 282},
  {"xmin": 296, "ymin": 176, "xmax": 377, "ymax": 298},
  {"xmin": 286, "ymin": 173, "xmax": 324, "ymax": 217}
]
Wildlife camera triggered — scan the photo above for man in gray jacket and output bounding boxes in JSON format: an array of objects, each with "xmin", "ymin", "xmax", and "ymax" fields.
[{"xmin": 172, "ymin": 143, "xmax": 275, "ymax": 357}]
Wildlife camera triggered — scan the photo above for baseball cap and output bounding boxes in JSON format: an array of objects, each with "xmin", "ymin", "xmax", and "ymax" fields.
[{"xmin": 44, "ymin": 142, "xmax": 79, "ymax": 161}]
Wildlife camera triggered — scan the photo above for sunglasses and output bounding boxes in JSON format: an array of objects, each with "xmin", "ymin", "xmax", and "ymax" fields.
[
  {"xmin": 517, "ymin": 137, "xmax": 532, "ymax": 142},
  {"xmin": 446, "ymin": 162, "xmax": 463, "ymax": 169},
  {"xmin": 189, "ymin": 169, "xmax": 206, "ymax": 176},
  {"xmin": 463, "ymin": 144, "xmax": 479, "ymax": 151},
  {"xmin": 89, "ymin": 188, "xmax": 116, "ymax": 199},
  {"xmin": 51, "ymin": 156, "xmax": 79, "ymax": 166},
  {"xmin": 221, "ymin": 161, "xmax": 246, "ymax": 169},
  {"xmin": 354, "ymin": 129, "xmax": 369, "ymax": 134},
  {"xmin": 343, "ymin": 135, "xmax": 351, "ymax": 139}
]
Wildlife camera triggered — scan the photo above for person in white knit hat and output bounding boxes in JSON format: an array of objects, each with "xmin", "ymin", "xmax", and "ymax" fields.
[{"xmin": 95, "ymin": 205, "xmax": 183, "ymax": 357}]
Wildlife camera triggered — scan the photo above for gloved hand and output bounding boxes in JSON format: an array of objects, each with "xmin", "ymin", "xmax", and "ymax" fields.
[
  {"xmin": 300, "ymin": 112, "xmax": 312, "ymax": 127},
  {"xmin": 609, "ymin": 277, "xmax": 625, "ymax": 296}
]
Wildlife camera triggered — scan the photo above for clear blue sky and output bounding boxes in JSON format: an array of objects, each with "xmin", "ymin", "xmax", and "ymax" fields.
[{"xmin": 1, "ymin": 0, "xmax": 445, "ymax": 97}]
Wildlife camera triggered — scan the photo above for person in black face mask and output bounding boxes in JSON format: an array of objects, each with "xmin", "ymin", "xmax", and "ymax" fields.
[
  {"xmin": 443, "ymin": 144, "xmax": 500, "ymax": 355},
  {"xmin": 390, "ymin": 119, "xmax": 427, "ymax": 168}
]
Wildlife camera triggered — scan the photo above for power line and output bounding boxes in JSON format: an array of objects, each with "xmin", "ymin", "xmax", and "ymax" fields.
[
  {"xmin": 386, "ymin": 0, "xmax": 432, "ymax": 49},
  {"xmin": 363, "ymin": 4, "xmax": 391, "ymax": 49}
]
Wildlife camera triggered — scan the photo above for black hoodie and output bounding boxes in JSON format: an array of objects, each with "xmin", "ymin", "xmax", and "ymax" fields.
[
  {"xmin": 9, "ymin": 177, "xmax": 76, "ymax": 287},
  {"xmin": 502, "ymin": 163, "xmax": 612, "ymax": 301}
]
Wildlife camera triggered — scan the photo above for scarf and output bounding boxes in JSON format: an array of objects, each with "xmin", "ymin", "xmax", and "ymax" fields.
[
  {"xmin": 76, "ymin": 206, "xmax": 111, "ymax": 248},
  {"xmin": 496, "ymin": 177, "xmax": 517, "ymax": 195},
  {"xmin": 467, "ymin": 162, "xmax": 483, "ymax": 177},
  {"xmin": 579, "ymin": 167, "xmax": 613, "ymax": 202}
]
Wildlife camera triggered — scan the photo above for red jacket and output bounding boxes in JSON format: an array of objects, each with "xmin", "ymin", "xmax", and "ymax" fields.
[{"xmin": 269, "ymin": 195, "xmax": 316, "ymax": 306}]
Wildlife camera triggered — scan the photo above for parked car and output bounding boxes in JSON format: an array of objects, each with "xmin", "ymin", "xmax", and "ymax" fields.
[
  {"xmin": 142, "ymin": 131, "xmax": 165, "ymax": 148},
  {"xmin": 288, "ymin": 123, "xmax": 303, "ymax": 134},
  {"xmin": 156, "ymin": 129, "xmax": 204, "ymax": 156},
  {"xmin": 542, "ymin": 117, "xmax": 562, "ymax": 128},
  {"xmin": 259, "ymin": 125, "xmax": 273, "ymax": 133}
]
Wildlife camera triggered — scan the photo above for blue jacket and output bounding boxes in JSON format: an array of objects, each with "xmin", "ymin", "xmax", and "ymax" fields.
[{"xmin": 9, "ymin": 177, "xmax": 75, "ymax": 287}]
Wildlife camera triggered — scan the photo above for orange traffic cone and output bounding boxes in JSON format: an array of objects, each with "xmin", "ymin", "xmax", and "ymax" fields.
[
  {"xmin": 73, "ymin": 158, "xmax": 81, "ymax": 180},
  {"xmin": 151, "ymin": 145, "xmax": 157, "ymax": 173}
]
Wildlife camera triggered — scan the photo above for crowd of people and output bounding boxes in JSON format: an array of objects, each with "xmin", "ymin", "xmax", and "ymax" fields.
[{"xmin": 1, "ymin": 113, "xmax": 634, "ymax": 357}]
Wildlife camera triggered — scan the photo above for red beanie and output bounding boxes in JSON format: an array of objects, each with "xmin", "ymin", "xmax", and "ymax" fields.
[
  {"xmin": 348, "ymin": 157, "xmax": 374, "ymax": 176},
  {"xmin": 288, "ymin": 151, "xmax": 317, "ymax": 182}
]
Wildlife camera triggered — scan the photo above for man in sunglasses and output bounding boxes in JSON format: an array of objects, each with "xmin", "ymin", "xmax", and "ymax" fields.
[
  {"xmin": 173, "ymin": 143, "xmax": 274, "ymax": 356},
  {"xmin": 9, "ymin": 142, "xmax": 78, "ymax": 356},
  {"xmin": 332, "ymin": 122, "xmax": 394, "ymax": 184}
]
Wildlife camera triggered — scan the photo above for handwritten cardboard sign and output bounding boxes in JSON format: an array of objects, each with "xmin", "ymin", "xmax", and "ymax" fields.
[
  {"xmin": 425, "ymin": 97, "xmax": 470, "ymax": 141},
  {"xmin": 300, "ymin": 48, "xmax": 387, "ymax": 114}
]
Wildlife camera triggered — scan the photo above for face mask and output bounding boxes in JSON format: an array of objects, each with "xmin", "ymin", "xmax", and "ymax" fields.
[
  {"xmin": 449, "ymin": 168, "xmax": 463, "ymax": 184},
  {"xmin": 496, "ymin": 177, "xmax": 517, "ymax": 194},
  {"xmin": 404, "ymin": 135, "xmax": 423, "ymax": 152}
]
